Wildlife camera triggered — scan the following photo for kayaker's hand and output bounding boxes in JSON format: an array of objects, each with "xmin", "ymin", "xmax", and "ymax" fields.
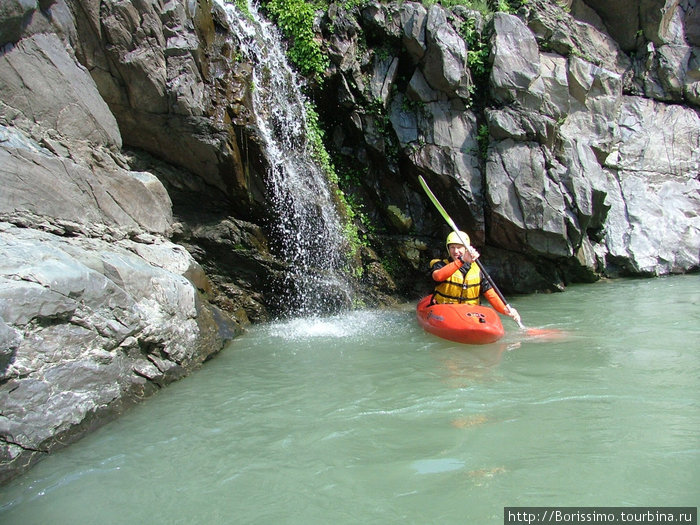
[
  {"xmin": 506, "ymin": 306, "xmax": 521, "ymax": 325},
  {"xmin": 461, "ymin": 247, "xmax": 480, "ymax": 263}
]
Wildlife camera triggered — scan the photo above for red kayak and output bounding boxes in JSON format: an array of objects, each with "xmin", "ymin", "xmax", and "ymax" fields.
[{"xmin": 416, "ymin": 295, "xmax": 505, "ymax": 344}]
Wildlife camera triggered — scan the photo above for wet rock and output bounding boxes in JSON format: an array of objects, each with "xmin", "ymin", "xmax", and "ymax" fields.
[{"xmin": 0, "ymin": 223, "xmax": 239, "ymax": 484}]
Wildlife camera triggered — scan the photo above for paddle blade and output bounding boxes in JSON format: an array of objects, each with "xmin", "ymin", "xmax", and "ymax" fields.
[{"xmin": 523, "ymin": 327, "xmax": 569, "ymax": 341}]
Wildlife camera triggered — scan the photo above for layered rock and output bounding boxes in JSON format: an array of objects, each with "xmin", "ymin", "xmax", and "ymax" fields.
[
  {"xmin": 0, "ymin": 0, "xmax": 244, "ymax": 484},
  {"xmin": 317, "ymin": 0, "xmax": 699, "ymax": 292}
]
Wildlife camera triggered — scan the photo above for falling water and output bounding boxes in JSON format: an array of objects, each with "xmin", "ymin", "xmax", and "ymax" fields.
[{"xmin": 219, "ymin": 0, "xmax": 354, "ymax": 315}]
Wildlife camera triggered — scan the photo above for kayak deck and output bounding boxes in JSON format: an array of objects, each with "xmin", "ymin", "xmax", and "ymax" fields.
[{"xmin": 416, "ymin": 295, "xmax": 504, "ymax": 344}]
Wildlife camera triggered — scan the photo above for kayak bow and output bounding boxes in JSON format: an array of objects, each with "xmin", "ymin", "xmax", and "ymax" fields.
[{"xmin": 416, "ymin": 296, "xmax": 505, "ymax": 344}]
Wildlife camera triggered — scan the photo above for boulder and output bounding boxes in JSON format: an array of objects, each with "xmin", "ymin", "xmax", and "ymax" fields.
[
  {"xmin": 526, "ymin": 0, "xmax": 632, "ymax": 74},
  {"xmin": 486, "ymin": 139, "xmax": 570, "ymax": 257},
  {"xmin": 326, "ymin": 4, "xmax": 363, "ymax": 71},
  {"xmin": 0, "ymin": 32, "xmax": 121, "ymax": 147},
  {"xmin": 399, "ymin": 1, "xmax": 428, "ymax": 63},
  {"xmin": 490, "ymin": 13, "xmax": 542, "ymax": 106},
  {"xmin": 422, "ymin": 5, "xmax": 471, "ymax": 99},
  {"xmin": 616, "ymin": 173, "xmax": 700, "ymax": 274},
  {"xmin": 606, "ymin": 96, "xmax": 700, "ymax": 176},
  {"xmin": 370, "ymin": 55, "xmax": 400, "ymax": 107},
  {"xmin": 0, "ymin": 137, "xmax": 172, "ymax": 236},
  {"xmin": 0, "ymin": 223, "xmax": 240, "ymax": 484},
  {"xmin": 486, "ymin": 107, "xmax": 556, "ymax": 144},
  {"xmin": 599, "ymin": 96, "xmax": 700, "ymax": 274}
]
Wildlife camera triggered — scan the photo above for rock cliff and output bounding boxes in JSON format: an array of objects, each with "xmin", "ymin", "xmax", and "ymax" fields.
[
  {"xmin": 1, "ymin": 0, "xmax": 698, "ymax": 483},
  {"xmin": 0, "ymin": 0, "xmax": 249, "ymax": 483},
  {"xmin": 316, "ymin": 0, "xmax": 699, "ymax": 293}
]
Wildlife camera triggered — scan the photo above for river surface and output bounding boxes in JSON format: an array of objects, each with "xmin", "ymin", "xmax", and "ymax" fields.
[{"xmin": 1, "ymin": 276, "xmax": 698, "ymax": 524}]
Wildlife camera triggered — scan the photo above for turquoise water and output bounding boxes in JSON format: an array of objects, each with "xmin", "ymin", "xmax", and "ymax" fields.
[{"xmin": 1, "ymin": 276, "xmax": 698, "ymax": 524}]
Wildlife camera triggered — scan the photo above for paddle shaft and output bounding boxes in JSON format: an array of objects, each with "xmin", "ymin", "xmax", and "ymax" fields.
[{"xmin": 418, "ymin": 176, "xmax": 526, "ymax": 329}]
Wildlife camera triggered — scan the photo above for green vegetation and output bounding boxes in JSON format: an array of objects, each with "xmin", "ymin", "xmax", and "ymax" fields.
[
  {"xmin": 425, "ymin": 0, "xmax": 526, "ymax": 13},
  {"xmin": 477, "ymin": 123, "xmax": 490, "ymax": 160},
  {"xmin": 227, "ymin": 0, "xmax": 252, "ymax": 19},
  {"xmin": 366, "ymin": 98, "xmax": 390, "ymax": 136},
  {"xmin": 556, "ymin": 0, "xmax": 571, "ymax": 13},
  {"xmin": 305, "ymin": 103, "xmax": 369, "ymax": 269},
  {"xmin": 461, "ymin": 17, "xmax": 489, "ymax": 87},
  {"xmin": 380, "ymin": 253, "xmax": 402, "ymax": 280},
  {"xmin": 305, "ymin": 103, "xmax": 333, "ymax": 179},
  {"xmin": 261, "ymin": 0, "xmax": 329, "ymax": 82},
  {"xmin": 259, "ymin": 0, "xmax": 528, "ymax": 82},
  {"xmin": 496, "ymin": 0, "xmax": 527, "ymax": 13},
  {"xmin": 432, "ymin": 0, "xmax": 490, "ymax": 13}
]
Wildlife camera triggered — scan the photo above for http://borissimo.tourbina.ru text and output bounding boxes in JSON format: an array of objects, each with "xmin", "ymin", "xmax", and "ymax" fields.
[{"xmin": 504, "ymin": 507, "xmax": 697, "ymax": 524}]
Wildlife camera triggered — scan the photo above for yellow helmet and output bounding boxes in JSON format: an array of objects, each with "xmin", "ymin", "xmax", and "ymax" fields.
[{"xmin": 446, "ymin": 231, "xmax": 470, "ymax": 249}]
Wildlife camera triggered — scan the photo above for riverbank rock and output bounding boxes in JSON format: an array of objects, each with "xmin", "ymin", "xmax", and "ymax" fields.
[
  {"xmin": 0, "ymin": 0, "xmax": 245, "ymax": 484},
  {"xmin": 0, "ymin": 223, "xmax": 238, "ymax": 481}
]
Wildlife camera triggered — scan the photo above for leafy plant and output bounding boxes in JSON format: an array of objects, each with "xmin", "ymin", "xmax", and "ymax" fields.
[
  {"xmin": 226, "ymin": 0, "xmax": 252, "ymax": 19},
  {"xmin": 305, "ymin": 103, "xmax": 369, "ymax": 265},
  {"xmin": 401, "ymin": 95, "xmax": 422, "ymax": 112},
  {"xmin": 461, "ymin": 17, "xmax": 490, "ymax": 85},
  {"xmin": 305, "ymin": 103, "xmax": 333, "ymax": 178},
  {"xmin": 262, "ymin": 0, "xmax": 329, "ymax": 82},
  {"xmin": 423, "ymin": 0, "xmax": 525, "ymax": 14}
]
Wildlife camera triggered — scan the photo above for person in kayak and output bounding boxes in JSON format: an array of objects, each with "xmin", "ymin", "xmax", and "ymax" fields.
[{"xmin": 430, "ymin": 231, "xmax": 522, "ymax": 324}]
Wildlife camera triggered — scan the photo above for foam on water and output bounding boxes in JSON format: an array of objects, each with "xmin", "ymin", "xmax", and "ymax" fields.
[{"xmin": 263, "ymin": 309, "xmax": 402, "ymax": 340}]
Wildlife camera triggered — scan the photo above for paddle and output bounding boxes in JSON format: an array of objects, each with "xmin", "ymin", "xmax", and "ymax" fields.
[{"xmin": 418, "ymin": 175, "xmax": 561, "ymax": 337}]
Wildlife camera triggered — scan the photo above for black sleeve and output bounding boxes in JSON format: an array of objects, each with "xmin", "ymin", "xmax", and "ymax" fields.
[
  {"xmin": 429, "ymin": 259, "xmax": 446, "ymax": 277},
  {"xmin": 479, "ymin": 270, "xmax": 492, "ymax": 294}
]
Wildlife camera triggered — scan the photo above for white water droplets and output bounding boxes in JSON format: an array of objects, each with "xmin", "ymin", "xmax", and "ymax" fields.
[{"xmin": 219, "ymin": 0, "xmax": 353, "ymax": 315}]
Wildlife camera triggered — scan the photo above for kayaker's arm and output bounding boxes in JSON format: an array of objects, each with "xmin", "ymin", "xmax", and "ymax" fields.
[
  {"xmin": 483, "ymin": 288, "xmax": 507, "ymax": 314},
  {"xmin": 432, "ymin": 259, "xmax": 463, "ymax": 281},
  {"xmin": 432, "ymin": 246, "xmax": 480, "ymax": 282},
  {"xmin": 484, "ymin": 289, "xmax": 522, "ymax": 324}
]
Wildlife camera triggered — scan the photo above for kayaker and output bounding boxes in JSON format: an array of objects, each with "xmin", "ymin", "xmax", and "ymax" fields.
[{"xmin": 430, "ymin": 231, "xmax": 522, "ymax": 324}]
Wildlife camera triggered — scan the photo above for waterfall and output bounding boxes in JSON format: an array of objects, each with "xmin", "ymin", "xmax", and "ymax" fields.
[{"xmin": 218, "ymin": 0, "xmax": 355, "ymax": 316}]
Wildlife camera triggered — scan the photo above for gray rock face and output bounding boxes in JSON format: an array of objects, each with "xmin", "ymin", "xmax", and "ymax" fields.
[
  {"xmin": 321, "ymin": 0, "xmax": 699, "ymax": 291},
  {"xmin": 0, "ymin": 140, "xmax": 172, "ymax": 236},
  {"xmin": 0, "ymin": 222, "xmax": 238, "ymax": 483},
  {"xmin": 423, "ymin": 5, "xmax": 472, "ymax": 99},
  {"xmin": 490, "ymin": 13, "xmax": 542, "ymax": 107},
  {"xmin": 0, "ymin": 0, "xmax": 242, "ymax": 484},
  {"xmin": 0, "ymin": 32, "xmax": 121, "ymax": 147}
]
